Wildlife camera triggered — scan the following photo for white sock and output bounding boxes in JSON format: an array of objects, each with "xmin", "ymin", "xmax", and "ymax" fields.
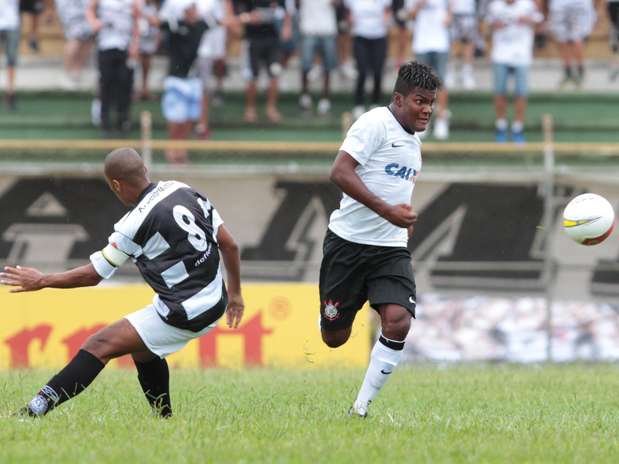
[
  {"xmin": 512, "ymin": 120, "xmax": 524, "ymax": 133},
  {"xmin": 354, "ymin": 334, "xmax": 404, "ymax": 410},
  {"xmin": 496, "ymin": 118, "xmax": 508, "ymax": 130}
]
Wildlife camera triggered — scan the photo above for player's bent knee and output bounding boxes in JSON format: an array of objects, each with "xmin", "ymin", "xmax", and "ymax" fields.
[
  {"xmin": 381, "ymin": 311, "xmax": 412, "ymax": 340},
  {"xmin": 321, "ymin": 327, "xmax": 351, "ymax": 348},
  {"xmin": 81, "ymin": 331, "xmax": 117, "ymax": 363}
]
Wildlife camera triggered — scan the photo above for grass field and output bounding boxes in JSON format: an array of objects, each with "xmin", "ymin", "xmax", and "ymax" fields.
[{"xmin": 1, "ymin": 365, "xmax": 619, "ymax": 463}]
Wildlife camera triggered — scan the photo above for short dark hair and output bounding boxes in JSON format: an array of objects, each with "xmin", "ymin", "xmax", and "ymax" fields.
[{"xmin": 393, "ymin": 61, "xmax": 442, "ymax": 97}]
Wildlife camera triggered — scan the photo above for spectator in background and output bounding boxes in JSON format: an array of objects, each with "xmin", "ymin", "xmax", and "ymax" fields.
[
  {"xmin": 447, "ymin": 0, "xmax": 477, "ymax": 89},
  {"xmin": 55, "ymin": 0, "xmax": 95, "ymax": 90},
  {"xmin": 86, "ymin": 0, "xmax": 141, "ymax": 136},
  {"xmin": 406, "ymin": 0, "xmax": 452, "ymax": 139},
  {"xmin": 298, "ymin": 0, "xmax": 338, "ymax": 115},
  {"xmin": 137, "ymin": 0, "xmax": 160, "ymax": 101},
  {"xmin": 196, "ymin": 0, "xmax": 233, "ymax": 138},
  {"xmin": 392, "ymin": 0, "xmax": 410, "ymax": 69},
  {"xmin": 0, "ymin": 0, "xmax": 20, "ymax": 110},
  {"xmin": 549, "ymin": 0, "xmax": 596, "ymax": 88},
  {"xmin": 606, "ymin": 0, "xmax": 619, "ymax": 80},
  {"xmin": 160, "ymin": 0, "xmax": 211, "ymax": 163},
  {"xmin": 278, "ymin": 0, "xmax": 298, "ymax": 73},
  {"xmin": 19, "ymin": 0, "xmax": 44, "ymax": 52},
  {"xmin": 487, "ymin": 0, "xmax": 543, "ymax": 143},
  {"xmin": 345, "ymin": 0, "xmax": 392, "ymax": 121},
  {"xmin": 233, "ymin": 0, "xmax": 291, "ymax": 123},
  {"xmin": 335, "ymin": 0, "xmax": 356, "ymax": 79}
]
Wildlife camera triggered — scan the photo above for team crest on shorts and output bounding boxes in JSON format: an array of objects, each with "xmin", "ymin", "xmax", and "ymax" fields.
[{"xmin": 323, "ymin": 300, "xmax": 341, "ymax": 321}]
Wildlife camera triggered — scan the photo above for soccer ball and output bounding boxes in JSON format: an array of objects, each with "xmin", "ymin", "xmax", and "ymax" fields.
[{"xmin": 562, "ymin": 193, "xmax": 616, "ymax": 245}]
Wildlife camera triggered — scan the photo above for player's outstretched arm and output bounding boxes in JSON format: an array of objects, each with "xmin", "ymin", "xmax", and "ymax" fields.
[
  {"xmin": 0, "ymin": 263, "xmax": 102, "ymax": 293},
  {"xmin": 330, "ymin": 151, "xmax": 418, "ymax": 228},
  {"xmin": 217, "ymin": 225, "xmax": 244, "ymax": 328}
]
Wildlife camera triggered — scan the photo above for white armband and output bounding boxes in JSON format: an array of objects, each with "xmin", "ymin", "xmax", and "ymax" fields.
[
  {"xmin": 90, "ymin": 251, "xmax": 118, "ymax": 279},
  {"xmin": 102, "ymin": 243, "xmax": 131, "ymax": 267}
]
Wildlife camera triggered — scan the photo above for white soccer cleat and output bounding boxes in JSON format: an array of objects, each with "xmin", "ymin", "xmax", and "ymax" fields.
[
  {"xmin": 348, "ymin": 401, "xmax": 369, "ymax": 418},
  {"xmin": 299, "ymin": 93, "xmax": 312, "ymax": 111},
  {"xmin": 317, "ymin": 98, "xmax": 331, "ymax": 115},
  {"xmin": 26, "ymin": 394, "xmax": 50, "ymax": 417}
]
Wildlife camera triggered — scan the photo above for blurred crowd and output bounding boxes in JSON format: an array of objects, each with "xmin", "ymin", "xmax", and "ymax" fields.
[{"xmin": 0, "ymin": 0, "xmax": 618, "ymax": 155}]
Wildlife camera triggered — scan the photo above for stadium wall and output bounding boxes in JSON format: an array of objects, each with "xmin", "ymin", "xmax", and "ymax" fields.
[{"xmin": 0, "ymin": 173, "xmax": 618, "ymax": 364}]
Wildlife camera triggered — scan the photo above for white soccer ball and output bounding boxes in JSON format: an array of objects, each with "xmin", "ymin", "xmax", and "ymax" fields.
[{"xmin": 563, "ymin": 193, "xmax": 616, "ymax": 245}]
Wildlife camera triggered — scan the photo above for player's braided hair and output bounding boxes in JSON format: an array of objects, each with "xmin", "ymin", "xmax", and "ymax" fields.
[{"xmin": 393, "ymin": 61, "xmax": 442, "ymax": 96}]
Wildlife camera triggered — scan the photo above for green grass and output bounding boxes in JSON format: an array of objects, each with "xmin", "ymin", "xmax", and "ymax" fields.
[{"xmin": 2, "ymin": 365, "xmax": 619, "ymax": 463}]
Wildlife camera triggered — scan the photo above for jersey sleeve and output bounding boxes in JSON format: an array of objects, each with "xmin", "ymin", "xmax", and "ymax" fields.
[
  {"xmin": 339, "ymin": 112, "xmax": 386, "ymax": 166},
  {"xmin": 89, "ymin": 217, "xmax": 144, "ymax": 279}
]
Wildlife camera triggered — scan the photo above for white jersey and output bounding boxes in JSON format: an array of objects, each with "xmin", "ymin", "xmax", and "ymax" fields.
[
  {"xmin": 451, "ymin": 0, "xmax": 475, "ymax": 15},
  {"xmin": 344, "ymin": 0, "xmax": 391, "ymax": 39},
  {"xmin": 329, "ymin": 107, "xmax": 422, "ymax": 247},
  {"xmin": 0, "ymin": 0, "xmax": 19, "ymax": 30},
  {"xmin": 198, "ymin": 0, "xmax": 227, "ymax": 58},
  {"xmin": 97, "ymin": 0, "xmax": 136, "ymax": 50},
  {"xmin": 408, "ymin": 0, "xmax": 451, "ymax": 53},
  {"xmin": 299, "ymin": 0, "xmax": 337, "ymax": 36},
  {"xmin": 488, "ymin": 0, "xmax": 543, "ymax": 66}
]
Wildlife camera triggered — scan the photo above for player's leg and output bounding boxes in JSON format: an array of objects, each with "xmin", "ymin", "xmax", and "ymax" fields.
[
  {"xmin": 132, "ymin": 351, "xmax": 172, "ymax": 418},
  {"xmin": 318, "ymin": 231, "xmax": 369, "ymax": 348},
  {"xmin": 22, "ymin": 319, "xmax": 148, "ymax": 417},
  {"xmin": 370, "ymin": 37, "xmax": 387, "ymax": 106},
  {"xmin": 511, "ymin": 65, "xmax": 529, "ymax": 143},
  {"xmin": 351, "ymin": 304, "xmax": 412, "ymax": 417},
  {"xmin": 352, "ymin": 36, "xmax": 368, "ymax": 118},
  {"xmin": 265, "ymin": 38, "xmax": 282, "ymax": 123},
  {"xmin": 244, "ymin": 40, "xmax": 259, "ymax": 123},
  {"xmin": 197, "ymin": 56, "xmax": 212, "ymax": 137},
  {"xmin": 493, "ymin": 63, "xmax": 509, "ymax": 142},
  {"xmin": 350, "ymin": 249, "xmax": 416, "ymax": 417},
  {"xmin": 125, "ymin": 302, "xmax": 226, "ymax": 417}
]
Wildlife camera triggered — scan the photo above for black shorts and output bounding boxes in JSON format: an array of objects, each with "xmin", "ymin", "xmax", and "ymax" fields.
[
  {"xmin": 319, "ymin": 229, "xmax": 416, "ymax": 330},
  {"xmin": 247, "ymin": 37, "xmax": 281, "ymax": 79}
]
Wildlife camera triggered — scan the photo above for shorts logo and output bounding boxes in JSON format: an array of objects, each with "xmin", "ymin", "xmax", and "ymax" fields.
[{"xmin": 323, "ymin": 300, "xmax": 341, "ymax": 321}]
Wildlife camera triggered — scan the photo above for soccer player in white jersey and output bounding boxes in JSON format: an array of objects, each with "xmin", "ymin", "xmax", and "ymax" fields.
[
  {"xmin": 0, "ymin": 148, "xmax": 244, "ymax": 418},
  {"xmin": 319, "ymin": 61, "xmax": 440, "ymax": 418}
]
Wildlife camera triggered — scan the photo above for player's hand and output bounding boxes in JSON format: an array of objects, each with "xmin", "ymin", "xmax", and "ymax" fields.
[
  {"xmin": 225, "ymin": 292, "xmax": 245, "ymax": 328},
  {"xmin": 0, "ymin": 265, "xmax": 45, "ymax": 293},
  {"xmin": 383, "ymin": 204, "xmax": 418, "ymax": 228}
]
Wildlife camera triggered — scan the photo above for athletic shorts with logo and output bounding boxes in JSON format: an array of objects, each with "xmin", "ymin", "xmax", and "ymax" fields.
[{"xmin": 319, "ymin": 229, "xmax": 416, "ymax": 330}]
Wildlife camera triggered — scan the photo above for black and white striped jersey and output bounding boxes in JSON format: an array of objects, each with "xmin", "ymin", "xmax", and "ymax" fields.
[{"xmin": 90, "ymin": 181, "xmax": 227, "ymax": 332}]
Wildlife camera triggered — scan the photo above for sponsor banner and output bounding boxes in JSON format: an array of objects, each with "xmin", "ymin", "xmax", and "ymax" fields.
[
  {"xmin": 0, "ymin": 284, "xmax": 370, "ymax": 369},
  {"xmin": 406, "ymin": 293, "xmax": 619, "ymax": 363}
]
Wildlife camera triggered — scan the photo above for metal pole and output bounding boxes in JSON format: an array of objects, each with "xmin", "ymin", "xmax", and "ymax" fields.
[
  {"xmin": 542, "ymin": 114, "xmax": 555, "ymax": 362},
  {"xmin": 141, "ymin": 110, "xmax": 153, "ymax": 171}
]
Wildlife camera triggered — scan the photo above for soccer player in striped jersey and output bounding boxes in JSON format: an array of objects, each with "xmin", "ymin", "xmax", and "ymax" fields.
[{"xmin": 0, "ymin": 147, "xmax": 244, "ymax": 418}]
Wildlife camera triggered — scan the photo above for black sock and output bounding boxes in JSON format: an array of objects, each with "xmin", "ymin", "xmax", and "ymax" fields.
[
  {"xmin": 135, "ymin": 357, "xmax": 172, "ymax": 418},
  {"xmin": 577, "ymin": 65, "xmax": 584, "ymax": 79},
  {"xmin": 28, "ymin": 349, "xmax": 105, "ymax": 416},
  {"xmin": 564, "ymin": 66, "xmax": 572, "ymax": 79}
]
